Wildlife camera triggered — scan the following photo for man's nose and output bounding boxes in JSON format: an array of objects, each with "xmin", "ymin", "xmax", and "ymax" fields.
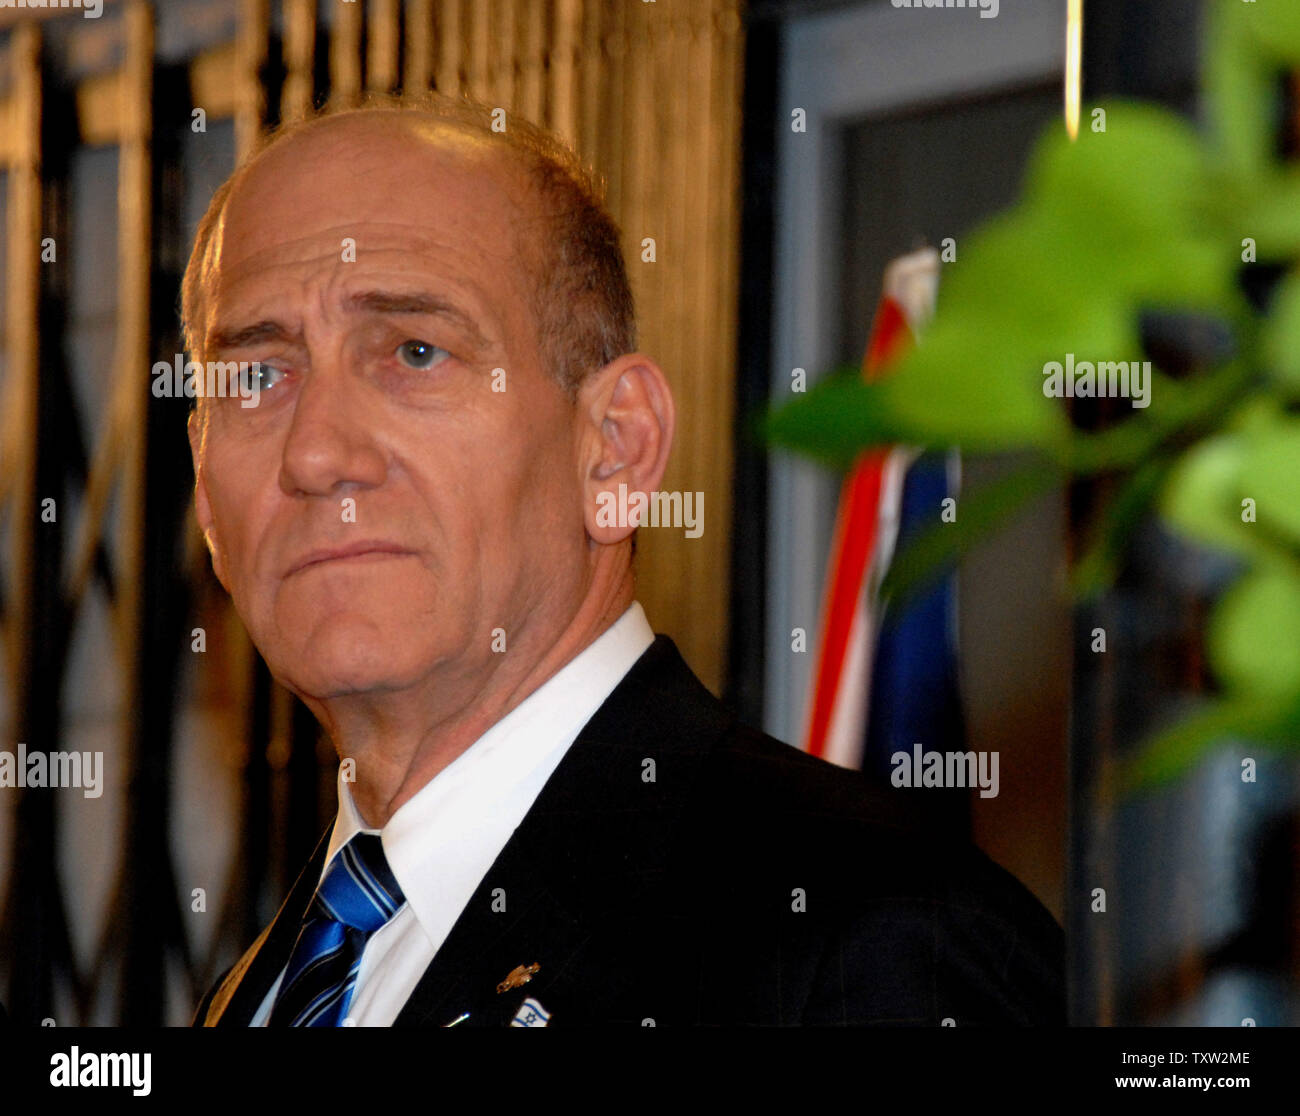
[{"xmin": 278, "ymin": 362, "xmax": 387, "ymax": 498}]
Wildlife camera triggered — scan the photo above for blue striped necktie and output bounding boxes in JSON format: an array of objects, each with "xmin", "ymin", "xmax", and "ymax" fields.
[{"xmin": 268, "ymin": 832, "xmax": 406, "ymax": 1027}]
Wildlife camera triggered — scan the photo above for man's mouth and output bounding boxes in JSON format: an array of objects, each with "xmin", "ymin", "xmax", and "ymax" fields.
[{"xmin": 285, "ymin": 541, "xmax": 416, "ymax": 577}]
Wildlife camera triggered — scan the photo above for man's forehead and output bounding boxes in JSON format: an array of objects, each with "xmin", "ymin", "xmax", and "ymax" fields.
[
  {"xmin": 212, "ymin": 223, "xmax": 508, "ymax": 291},
  {"xmin": 217, "ymin": 115, "xmax": 532, "ymax": 269}
]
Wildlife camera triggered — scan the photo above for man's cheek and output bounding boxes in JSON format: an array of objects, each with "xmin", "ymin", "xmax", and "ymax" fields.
[
  {"xmin": 203, "ymin": 528, "xmax": 230, "ymax": 590},
  {"xmin": 208, "ymin": 504, "xmax": 257, "ymax": 604}
]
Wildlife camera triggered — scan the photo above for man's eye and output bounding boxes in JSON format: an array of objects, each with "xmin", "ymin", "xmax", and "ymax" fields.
[
  {"xmin": 246, "ymin": 362, "xmax": 287, "ymax": 392},
  {"xmin": 395, "ymin": 340, "xmax": 447, "ymax": 370},
  {"xmin": 225, "ymin": 362, "xmax": 286, "ymax": 399}
]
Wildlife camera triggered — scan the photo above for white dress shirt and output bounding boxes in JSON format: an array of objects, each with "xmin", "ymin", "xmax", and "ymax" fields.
[{"xmin": 250, "ymin": 601, "xmax": 655, "ymax": 1026}]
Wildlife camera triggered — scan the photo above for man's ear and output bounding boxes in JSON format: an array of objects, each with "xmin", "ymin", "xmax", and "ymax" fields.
[
  {"xmin": 188, "ymin": 407, "xmax": 229, "ymax": 589},
  {"xmin": 579, "ymin": 353, "xmax": 675, "ymax": 545}
]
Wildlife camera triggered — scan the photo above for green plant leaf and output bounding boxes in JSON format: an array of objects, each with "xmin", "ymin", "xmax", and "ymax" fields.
[
  {"xmin": 1119, "ymin": 692, "xmax": 1300, "ymax": 794},
  {"xmin": 1072, "ymin": 456, "xmax": 1176, "ymax": 598},
  {"xmin": 1239, "ymin": 2, "xmax": 1300, "ymax": 61},
  {"xmin": 1208, "ymin": 567, "xmax": 1300, "ymax": 698},
  {"xmin": 1027, "ymin": 102, "xmax": 1207, "ymax": 233},
  {"xmin": 1237, "ymin": 419, "xmax": 1300, "ymax": 548},
  {"xmin": 1021, "ymin": 102, "xmax": 1235, "ymax": 309},
  {"xmin": 1236, "ymin": 171, "xmax": 1300, "ymax": 262},
  {"xmin": 763, "ymin": 357, "xmax": 1066, "ymax": 464},
  {"xmin": 1160, "ymin": 432, "xmax": 1263, "ymax": 562},
  {"xmin": 1065, "ymin": 362, "xmax": 1253, "ymax": 475},
  {"xmin": 878, "ymin": 461, "xmax": 1060, "ymax": 608},
  {"xmin": 1261, "ymin": 270, "xmax": 1300, "ymax": 388},
  {"xmin": 1206, "ymin": 0, "xmax": 1284, "ymax": 180}
]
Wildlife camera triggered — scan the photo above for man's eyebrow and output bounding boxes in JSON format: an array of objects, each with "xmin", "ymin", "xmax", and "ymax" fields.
[
  {"xmin": 206, "ymin": 291, "xmax": 491, "ymax": 354},
  {"xmin": 345, "ymin": 290, "xmax": 489, "ymax": 347},
  {"xmin": 207, "ymin": 319, "xmax": 300, "ymax": 352}
]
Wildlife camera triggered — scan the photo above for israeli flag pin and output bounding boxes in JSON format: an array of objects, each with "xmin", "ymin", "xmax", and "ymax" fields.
[{"xmin": 509, "ymin": 997, "xmax": 551, "ymax": 1028}]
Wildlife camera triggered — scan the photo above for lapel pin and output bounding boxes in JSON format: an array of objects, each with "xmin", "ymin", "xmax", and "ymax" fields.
[
  {"xmin": 509, "ymin": 997, "xmax": 551, "ymax": 1028},
  {"xmin": 443, "ymin": 1012, "xmax": 470, "ymax": 1028},
  {"xmin": 496, "ymin": 962, "xmax": 541, "ymax": 994}
]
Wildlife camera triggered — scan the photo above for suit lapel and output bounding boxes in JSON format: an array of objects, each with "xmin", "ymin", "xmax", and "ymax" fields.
[
  {"xmin": 202, "ymin": 822, "xmax": 334, "ymax": 1027},
  {"xmin": 394, "ymin": 635, "xmax": 731, "ymax": 1026}
]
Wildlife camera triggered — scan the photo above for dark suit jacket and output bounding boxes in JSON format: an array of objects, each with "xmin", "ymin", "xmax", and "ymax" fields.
[{"xmin": 194, "ymin": 635, "xmax": 1064, "ymax": 1026}]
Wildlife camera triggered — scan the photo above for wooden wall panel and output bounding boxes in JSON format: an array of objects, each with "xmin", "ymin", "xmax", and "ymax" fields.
[{"xmin": 0, "ymin": 23, "xmax": 40, "ymax": 704}]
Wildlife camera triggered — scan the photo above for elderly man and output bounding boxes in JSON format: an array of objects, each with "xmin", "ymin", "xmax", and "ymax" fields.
[{"xmin": 187, "ymin": 95, "xmax": 1063, "ymax": 1027}]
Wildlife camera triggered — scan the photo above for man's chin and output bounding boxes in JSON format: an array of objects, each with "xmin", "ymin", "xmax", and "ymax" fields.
[
  {"xmin": 273, "ymin": 657, "xmax": 425, "ymax": 702},
  {"xmin": 262, "ymin": 615, "xmax": 434, "ymax": 699}
]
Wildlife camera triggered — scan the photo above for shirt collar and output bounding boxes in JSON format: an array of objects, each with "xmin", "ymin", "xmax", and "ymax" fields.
[{"xmin": 320, "ymin": 601, "xmax": 655, "ymax": 912}]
